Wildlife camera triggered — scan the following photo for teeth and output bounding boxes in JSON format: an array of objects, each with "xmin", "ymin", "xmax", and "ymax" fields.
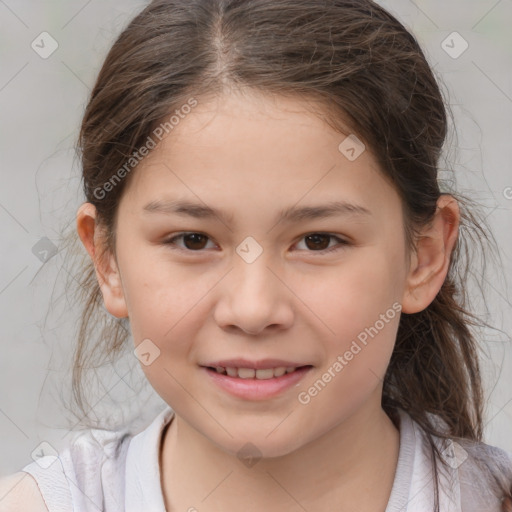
[
  {"xmin": 226, "ymin": 367, "xmax": 238, "ymax": 377},
  {"xmin": 214, "ymin": 366, "xmax": 298, "ymax": 379},
  {"xmin": 238, "ymin": 367, "xmax": 256, "ymax": 379},
  {"xmin": 255, "ymin": 368, "xmax": 274, "ymax": 379},
  {"xmin": 273, "ymin": 367, "xmax": 287, "ymax": 377}
]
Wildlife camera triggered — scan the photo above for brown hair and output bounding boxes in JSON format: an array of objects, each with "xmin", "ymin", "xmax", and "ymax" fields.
[{"xmin": 64, "ymin": 0, "xmax": 511, "ymax": 508}]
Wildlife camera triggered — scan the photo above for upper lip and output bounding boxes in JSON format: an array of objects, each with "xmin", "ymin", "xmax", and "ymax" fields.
[{"xmin": 201, "ymin": 358, "xmax": 311, "ymax": 370}]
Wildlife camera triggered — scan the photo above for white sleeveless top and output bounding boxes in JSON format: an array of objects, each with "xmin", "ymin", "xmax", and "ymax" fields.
[{"xmin": 21, "ymin": 406, "xmax": 512, "ymax": 512}]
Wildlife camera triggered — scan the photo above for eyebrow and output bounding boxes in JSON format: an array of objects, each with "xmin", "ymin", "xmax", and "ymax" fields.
[{"xmin": 143, "ymin": 198, "xmax": 372, "ymax": 226}]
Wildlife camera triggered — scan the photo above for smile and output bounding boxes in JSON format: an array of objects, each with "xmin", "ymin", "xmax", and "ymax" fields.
[
  {"xmin": 202, "ymin": 365, "xmax": 313, "ymax": 400},
  {"xmin": 209, "ymin": 366, "xmax": 300, "ymax": 379}
]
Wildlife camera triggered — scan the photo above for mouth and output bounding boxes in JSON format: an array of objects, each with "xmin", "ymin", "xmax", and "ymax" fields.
[
  {"xmin": 200, "ymin": 362, "xmax": 314, "ymax": 400},
  {"xmin": 204, "ymin": 365, "xmax": 312, "ymax": 379}
]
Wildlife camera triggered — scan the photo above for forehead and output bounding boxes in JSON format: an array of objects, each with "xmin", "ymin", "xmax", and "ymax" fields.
[{"xmin": 120, "ymin": 91, "xmax": 401, "ymax": 224}]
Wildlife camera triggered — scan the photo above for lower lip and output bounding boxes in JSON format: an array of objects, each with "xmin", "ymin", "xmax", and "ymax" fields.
[{"xmin": 202, "ymin": 366, "xmax": 313, "ymax": 400}]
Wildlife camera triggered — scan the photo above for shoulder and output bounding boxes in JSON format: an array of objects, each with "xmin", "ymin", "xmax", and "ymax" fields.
[
  {"xmin": 50, "ymin": 425, "xmax": 134, "ymax": 483},
  {"xmin": 454, "ymin": 441, "xmax": 512, "ymax": 510},
  {"xmin": 0, "ymin": 472, "xmax": 48, "ymax": 512},
  {"xmin": 420, "ymin": 409, "xmax": 512, "ymax": 477},
  {"xmin": 457, "ymin": 439, "xmax": 512, "ymax": 481},
  {"xmin": 403, "ymin": 410, "xmax": 512, "ymax": 509},
  {"xmin": 69, "ymin": 423, "xmax": 134, "ymax": 459},
  {"xmin": 436, "ymin": 435, "xmax": 512, "ymax": 509},
  {"xmin": 17, "ymin": 427, "xmax": 134, "ymax": 512}
]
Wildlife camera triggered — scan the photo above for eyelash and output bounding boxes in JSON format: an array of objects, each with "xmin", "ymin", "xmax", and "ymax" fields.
[{"xmin": 162, "ymin": 232, "xmax": 350, "ymax": 255}]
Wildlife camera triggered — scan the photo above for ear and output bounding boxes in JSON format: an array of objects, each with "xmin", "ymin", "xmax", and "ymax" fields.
[
  {"xmin": 401, "ymin": 195, "xmax": 460, "ymax": 314},
  {"xmin": 76, "ymin": 203, "xmax": 129, "ymax": 318}
]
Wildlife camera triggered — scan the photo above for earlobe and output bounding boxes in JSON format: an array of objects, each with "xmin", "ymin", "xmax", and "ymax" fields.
[
  {"xmin": 76, "ymin": 203, "xmax": 129, "ymax": 318},
  {"xmin": 401, "ymin": 195, "xmax": 460, "ymax": 314}
]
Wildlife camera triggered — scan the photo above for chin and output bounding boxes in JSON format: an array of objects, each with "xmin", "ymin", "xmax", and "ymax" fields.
[{"xmin": 210, "ymin": 426, "xmax": 310, "ymax": 461}]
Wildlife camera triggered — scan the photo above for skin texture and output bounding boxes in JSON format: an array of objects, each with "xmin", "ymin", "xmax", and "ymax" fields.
[{"xmin": 77, "ymin": 90, "xmax": 460, "ymax": 511}]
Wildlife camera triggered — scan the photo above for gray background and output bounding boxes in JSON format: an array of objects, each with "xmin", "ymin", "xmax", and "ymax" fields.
[{"xmin": 0, "ymin": 0, "xmax": 511, "ymax": 476}]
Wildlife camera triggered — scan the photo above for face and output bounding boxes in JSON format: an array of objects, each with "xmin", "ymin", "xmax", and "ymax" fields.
[{"xmin": 101, "ymin": 91, "xmax": 412, "ymax": 457}]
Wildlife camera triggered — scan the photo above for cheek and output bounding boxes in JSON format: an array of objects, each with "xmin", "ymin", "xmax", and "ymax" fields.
[
  {"xmin": 296, "ymin": 246, "xmax": 403, "ymax": 345},
  {"xmin": 293, "ymin": 252, "xmax": 402, "ymax": 428},
  {"xmin": 116, "ymin": 242, "xmax": 209, "ymax": 349},
  {"xmin": 291, "ymin": 244, "xmax": 403, "ymax": 412},
  {"xmin": 120, "ymin": 251, "xmax": 218, "ymax": 404}
]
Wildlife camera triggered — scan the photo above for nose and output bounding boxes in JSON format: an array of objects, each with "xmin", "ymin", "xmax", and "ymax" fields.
[{"xmin": 213, "ymin": 251, "xmax": 294, "ymax": 336}]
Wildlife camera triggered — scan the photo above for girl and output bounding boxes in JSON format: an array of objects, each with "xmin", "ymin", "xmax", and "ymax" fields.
[{"xmin": 2, "ymin": 0, "xmax": 512, "ymax": 510}]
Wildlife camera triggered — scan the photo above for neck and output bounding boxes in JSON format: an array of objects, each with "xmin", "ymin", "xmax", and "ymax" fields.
[{"xmin": 160, "ymin": 400, "xmax": 400, "ymax": 512}]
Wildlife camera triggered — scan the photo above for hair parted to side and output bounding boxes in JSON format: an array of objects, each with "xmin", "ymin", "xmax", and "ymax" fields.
[{"xmin": 64, "ymin": 0, "xmax": 511, "ymax": 508}]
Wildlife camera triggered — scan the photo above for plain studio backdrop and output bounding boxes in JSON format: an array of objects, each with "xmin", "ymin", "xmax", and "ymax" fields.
[{"xmin": 0, "ymin": 0, "xmax": 511, "ymax": 476}]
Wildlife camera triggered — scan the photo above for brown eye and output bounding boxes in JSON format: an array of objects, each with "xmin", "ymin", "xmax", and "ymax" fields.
[
  {"xmin": 295, "ymin": 233, "xmax": 349, "ymax": 254},
  {"xmin": 164, "ymin": 232, "xmax": 214, "ymax": 251},
  {"xmin": 183, "ymin": 233, "xmax": 209, "ymax": 250},
  {"xmin": 304, "ymin": 234, "xmax": 331, "ymax": 251}
]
